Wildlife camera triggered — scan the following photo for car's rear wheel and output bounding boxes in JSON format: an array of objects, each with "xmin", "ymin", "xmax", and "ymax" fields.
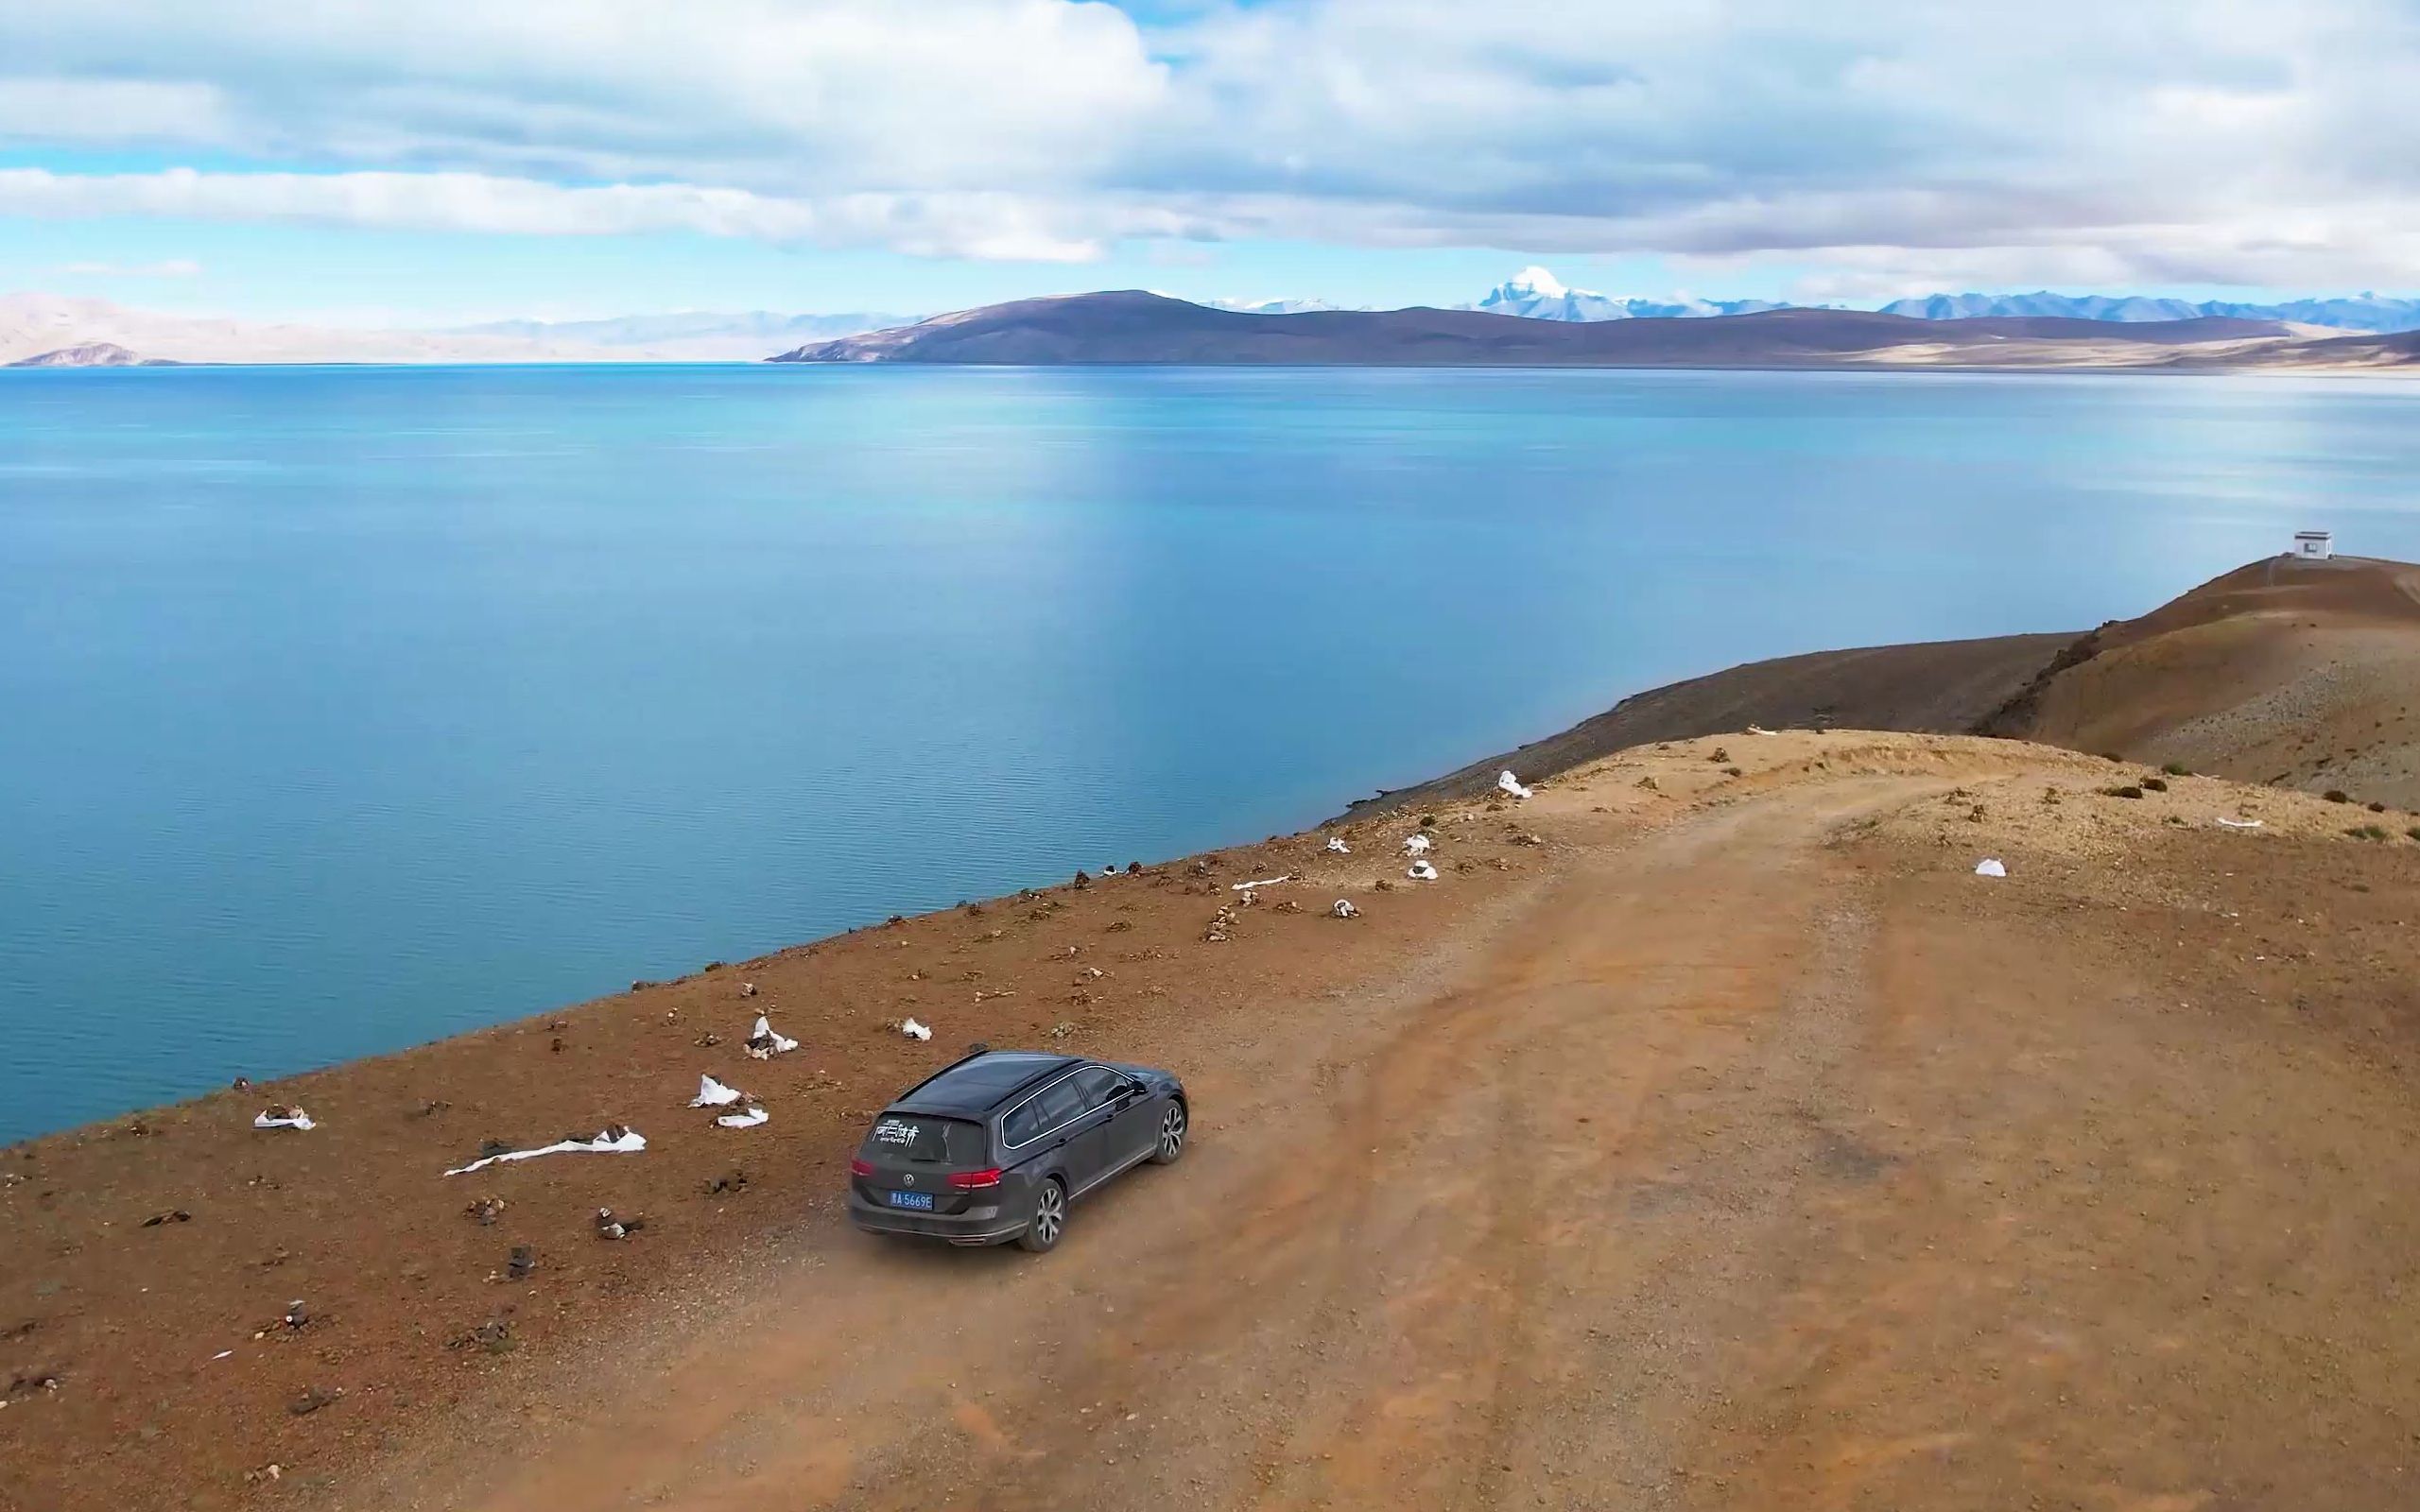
[
  {"xmin": 1150, "ymin": 1101, "xmax": 1187, "ymax": 1164},
  {"xmin": 1018, "ymin": 1177, "xmax": 1066, "ymax": 1253}
]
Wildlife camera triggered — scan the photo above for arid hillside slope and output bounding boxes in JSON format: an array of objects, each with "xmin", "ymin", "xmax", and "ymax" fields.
[
  {"xmin": 1349, "ymin": 631, "xmax": 2074, "ymax": 815},
  {"xmin": 1368, "ymin": 552, "xmax": 2420, "ymax": 816},
  {"xmin": 1979, "ymin": 554, "xmax": 2420, "ymax": 807},
  {"xmin": 12, "ymin": 732, "xmax": 2420, "ymax": 1512}
]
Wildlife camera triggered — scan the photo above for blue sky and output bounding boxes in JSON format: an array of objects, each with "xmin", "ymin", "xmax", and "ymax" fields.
[{"xmin": 4, "ymin": 0, "xmax": 2416, "ymax": 324}]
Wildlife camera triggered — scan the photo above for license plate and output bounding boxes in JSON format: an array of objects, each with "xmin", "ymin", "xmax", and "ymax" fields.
[{"xmin": 887, "ymin": 1190, "xmax": 935, "ymax": 1211}]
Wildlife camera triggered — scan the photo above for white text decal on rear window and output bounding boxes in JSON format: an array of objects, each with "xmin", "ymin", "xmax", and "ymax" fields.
[{"xmin": 873, "ymin": 1119, "xmax": 920, "ymax": 1146}]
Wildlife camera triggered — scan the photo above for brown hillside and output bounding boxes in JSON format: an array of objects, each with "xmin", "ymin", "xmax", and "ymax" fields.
[
  {"xmin": 1978, "ymin": 554, "xmax": 2420, "ymax": 806},
  {"xmin": 1346, "ymin": 631, "xmax": 2074, "ymax": 815}
]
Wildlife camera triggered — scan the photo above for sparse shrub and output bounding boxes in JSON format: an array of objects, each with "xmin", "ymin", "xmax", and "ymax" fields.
[
  {"xmin": 2370, "ymin": 801, "xmax": 2389, "ymax": 814},
  {"xmin": 2325, "ymin": 790, "xmax": 2350, "ymax": 804},
  {"xmin": 2102, "ymin": 785, "xmax": 2145, "ymax": 799},
  {"xmin": 1418, "ymin": 815, "xmax": 1436, "ymax": 829},
  {"xmin": 1723, "ymin": 766, "xmax": 1743, "ymax": 778},
  {"xmin": 2347, "ymin": 824, "xmax": 2392, "ymax": 841},
  {"xmin": 2141, "ymin": 777, "xmax": 2169, "ymax": 792},
  {"xmin": 1709, "ymin": 747, "xmax": 1731, "ymax": 764},
  {"xmin": 2161, "ymin": 762, "xmax": 2192, "ymax": 777},
  {"xmin": 2406, "ymin": 827, "xmax": 2420, "ymax": 842}
]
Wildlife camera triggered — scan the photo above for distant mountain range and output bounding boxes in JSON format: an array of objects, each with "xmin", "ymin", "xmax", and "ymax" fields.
[
  {"xmin": 1877, "ymin": 290, "xmax": 2420, "ymax": 332},
  {"xmin": 446, "ymin": 310, "xmax": 912, "ymax": 358},
  {"xmin": 1198, "ymin": 271, "xmax": 2420, "ymax": 334},
  {"xmin": 5, "ymin": 340, "xmax": 177, "ymax": 368},
  {"xmin": 769, "ymin": 290, "xmax": 2412, "ymax": 370},
  {"xmin": 0, "ymin": 294, "xmax": 908, "ymax": 366},
  {"xmin": 9, "ymin": 274, "xmax": 2417, "ymax": 367}
]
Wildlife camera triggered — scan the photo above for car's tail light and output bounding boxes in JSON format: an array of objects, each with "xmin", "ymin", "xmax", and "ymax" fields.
[
  {"xmin": 948, "ymin": 1167, "xmax": 1003, "ymax": 1190},
  {"xmin": 849, "ymin": 1158, "xmax": 873, "ymax": 1177}
]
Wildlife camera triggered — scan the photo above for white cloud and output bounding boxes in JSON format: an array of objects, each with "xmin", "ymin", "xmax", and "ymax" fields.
[
  {"xmin": 1, "ymin": 0, "xmax": 2418, "ymax": 286},
  {"xmin": 56, "ymin": 258, "xmax": 204, "ymax": 277},
  {"xmin": 0, "ymin": 168, "xmax": 1185, "ymax": 261}
]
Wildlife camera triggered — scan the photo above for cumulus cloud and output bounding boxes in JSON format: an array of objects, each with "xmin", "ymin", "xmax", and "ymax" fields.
[{"xmin": 1, "ymin": 0, "xmax": 2417, "ymax": 284}]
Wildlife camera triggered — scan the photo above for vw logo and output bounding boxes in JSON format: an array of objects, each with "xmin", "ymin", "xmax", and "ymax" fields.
[{"xmin": 903, "ymin": 1174, "xmax": 916, "ymax": 1187}]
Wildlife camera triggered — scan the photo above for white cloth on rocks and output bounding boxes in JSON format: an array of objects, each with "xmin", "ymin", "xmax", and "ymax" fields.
[
  {"xmin": 1974, "ymin": 858, "xmax": 2008, "ymax": 878},
  {"xmin": 444, "ymin": 1128, "xmax": 646, "ymax": 1177},
  {"xmin": 901, "ymin": 1018, "xmax": 932, "ymax": 1041},
  {"xmin": 745, "ymin": 1015, "xmax": 799, "ymax": 1058},
  {"xmin": 1325, "ymin": 837, "xmax": 1351, "ymax": 854},
  {"xmin": 1496, "ymin": 770, "xmax": 1532, "ymax": 800},
  {"xmin": 1232, "ymin": 874, "xmax": 1291, "ymax": 890},
  {"xmin": 715, "ymin": 1105, "xmax": 769, "ymax": 1129},
  {"xmin": 1401, "ymin": 833, "xmax": 1432, "ymax": 856},
  {"xmin": 1332, "ymin": 899, "xmax": 1359, "ymax": 919},
  {"xmin": 252, "ymin": 1108, "xmax": 315, "ymax": 1131},
  {"xmin": 690, "ymin": 1075, "xmax": 744, "ymax": 1108},
  {"xmin": 2216, "ymin": 816, "xmax": 2264, "ymax": 830},
  {"xmin": 1408, "ymin": 859, "xmax": 1440, "ymax": 882}
]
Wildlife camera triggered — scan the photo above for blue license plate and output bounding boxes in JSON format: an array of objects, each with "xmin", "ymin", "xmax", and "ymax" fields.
[{"xmin": 887, "ymin": 1190, "xmax": 935, "ymax": 1211}]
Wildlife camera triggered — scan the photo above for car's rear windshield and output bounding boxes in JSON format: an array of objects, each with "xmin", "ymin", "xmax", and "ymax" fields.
[{"xmin": 861, "ymin": 1113, "xmax": 987, "ymax": 1164}]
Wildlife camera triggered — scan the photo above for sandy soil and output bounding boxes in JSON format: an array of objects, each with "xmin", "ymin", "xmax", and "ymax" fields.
[{"xmin": 12, "ymin": 728, "xmax": 2420, "ymax": 1511}]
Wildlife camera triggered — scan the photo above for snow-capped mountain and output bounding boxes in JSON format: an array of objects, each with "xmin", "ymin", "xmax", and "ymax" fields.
[
  {"xmin": 1474, "ymin": 266, "xmax": 1634, "ymax": 321},
  {"xmin": 1471, "ymin": 267, "xmax": 1789, "ymax": 321},
  {"xmin": 1209, "ymin": 298, "xmax": 1348, "ymax": 315}
]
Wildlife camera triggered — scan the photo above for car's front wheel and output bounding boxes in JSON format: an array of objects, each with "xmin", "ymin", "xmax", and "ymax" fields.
[
  {"xmin": 1150, "ymin": 1101, "xmax": 1187, "ymax": 1165},
  {"xmin": 1018, "ymin": 1177, "xmax": 1066, "ymax": 1253}
]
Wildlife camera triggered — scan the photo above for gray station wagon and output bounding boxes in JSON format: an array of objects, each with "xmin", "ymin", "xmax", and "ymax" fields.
[{"xmin": 846, "ymin": 1051, "xmax": 1187, "ymax": 1252}]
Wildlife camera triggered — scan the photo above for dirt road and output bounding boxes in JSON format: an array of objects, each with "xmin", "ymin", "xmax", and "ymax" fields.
[{"xmin": 336, "ymin": 745, "xmax": 2420, "ymax": 1512}]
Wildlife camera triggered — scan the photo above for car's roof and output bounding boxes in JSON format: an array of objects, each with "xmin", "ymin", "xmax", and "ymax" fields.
[{"xmin": 889, "ymin": 1051, "xmax": 1081, "ymax": 1117}]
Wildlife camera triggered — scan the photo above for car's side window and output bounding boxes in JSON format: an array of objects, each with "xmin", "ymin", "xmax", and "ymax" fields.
[
  {"xmin": 1029, "ymin": 1076, "xmax": 1087, "ymax": 1133},
  {"xmin": 1072, "ymin": 1067, "xmax": 1123, "ymax": 1112},
  {"xmin": 1001, "ymin": 1100, "xmax": 1041, "ymax": 1146}
]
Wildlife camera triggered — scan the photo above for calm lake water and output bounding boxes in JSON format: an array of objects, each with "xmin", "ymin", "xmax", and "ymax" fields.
[{"xmin": 7, "ymin": 364, "xmax": 2420, "ymax": 1141}]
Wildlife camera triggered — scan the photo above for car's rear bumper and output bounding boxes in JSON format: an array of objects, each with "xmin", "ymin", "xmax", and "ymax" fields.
[{"xmin": 846, "ymin": 1190, "xmax": 1027, "ymax": 1246}]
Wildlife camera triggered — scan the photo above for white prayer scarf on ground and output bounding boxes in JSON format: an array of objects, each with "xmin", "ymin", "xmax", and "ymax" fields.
[{"xmin": 444, "ymin": 1128, "xmax": 646, "ymax": 1177}]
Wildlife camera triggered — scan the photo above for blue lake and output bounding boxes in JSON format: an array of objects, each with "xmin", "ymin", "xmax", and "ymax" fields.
[{"xmin": 7, "ymin": 363, "xmax": 2420, "ymax": 1142}]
